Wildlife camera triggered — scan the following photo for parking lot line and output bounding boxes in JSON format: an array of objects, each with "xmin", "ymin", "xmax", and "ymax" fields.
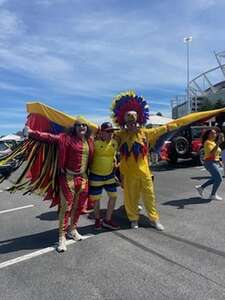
[
  {"xmin": 0, "ymin": 205, "xmax": 34, "ymax": 215},
  {"xmin": 0, "ymin": 235, "xmax": 93, "ymax": 269}
]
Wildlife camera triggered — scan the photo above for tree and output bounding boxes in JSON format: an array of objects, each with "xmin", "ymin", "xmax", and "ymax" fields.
[{"xmin": 156, "ymin": 112, "xmax": 163, "ymax": 116}]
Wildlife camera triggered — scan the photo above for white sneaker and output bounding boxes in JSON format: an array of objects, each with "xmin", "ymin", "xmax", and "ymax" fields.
[
  {"xmin": 57, "ymin": 236, "xmax": 67, "ymax": 252},
  {"xmin": 211, "ymin": 194, "xmax": 223, "ymax": 201},
  {"xmin": 67, "ymin": 228, "xmax": 83, "ymax": 241},
  {"xmin": 138, "ymin": 205, "xmax": 143, "ymax": 211},
  {"xmin": 195, "ymin": 185, "xmax": 204, "ymax": 198},
  {"xmin": 131, "ymin": 221, "xmax": 139, "ymax": 229},
  {"xmin": 149, "ymin": 220, "xmax": 164, "ymax": 231}
]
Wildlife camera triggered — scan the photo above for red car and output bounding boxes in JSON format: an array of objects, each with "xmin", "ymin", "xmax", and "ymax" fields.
[{"xmin": 159, "ymin": 125, "xmax": 219, "ymax": 165}]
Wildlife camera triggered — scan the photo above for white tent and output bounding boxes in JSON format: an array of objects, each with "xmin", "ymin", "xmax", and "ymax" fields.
[
  {"xmin": 0, "ymin": 134, "xmax": 23, "ymax": 142},
  {"xmin": 147, "ymin": 114, "xmax": 173, "ymax": 127}
]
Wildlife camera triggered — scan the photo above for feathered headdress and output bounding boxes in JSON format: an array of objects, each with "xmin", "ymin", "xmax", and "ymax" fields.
[{"xmin": 111, "ymin": 91, "xmax": 150, "ymax": 127}]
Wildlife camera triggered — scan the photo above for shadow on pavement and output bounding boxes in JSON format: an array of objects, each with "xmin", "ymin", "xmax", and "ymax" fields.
[
  {"xmin": 151, "ymin": 160, "xmax": 199, "ymax": 172},
  {"xmin": 190, "ymin": 176, "xmax": 210, "ymax": 180},
  {"xmin": 162, "ymin": 197, "xmax": 211, "ymax": 209},
  {"xmin": 86, "ymin": 205, "xmax": 157, "ymax": 232},
  {"xmin": 0, "ymin": 206, "xmax": 155, "ymax": 255},
  {"xmin": 0, "ymin": 229, "xmax": 58, "ymax": 254},
  {"xmin": 36, "ymin": 211, "xmax": 58, "ymax": 221}
]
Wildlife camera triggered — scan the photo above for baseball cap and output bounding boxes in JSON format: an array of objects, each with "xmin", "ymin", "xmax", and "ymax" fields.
[{"xmin": 100, "ymin": 122, "xmax": 115, "ymax": 131}]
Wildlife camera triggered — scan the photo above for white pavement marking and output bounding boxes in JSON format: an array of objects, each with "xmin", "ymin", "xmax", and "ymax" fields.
[
  {"xmin": 0, "ymin": 205, "xmax": 34, "ymax": 215},
  {"xmin": 0, "ymin": 235, "xmax": 93, "ymax": 269}
]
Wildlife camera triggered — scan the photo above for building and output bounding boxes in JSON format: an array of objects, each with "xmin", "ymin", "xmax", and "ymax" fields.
[{"xmin": 172, "ymin": 50, "xmax": 225, "ymax": 119}]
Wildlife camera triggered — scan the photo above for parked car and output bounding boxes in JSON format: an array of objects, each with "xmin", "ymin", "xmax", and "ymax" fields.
[
  {"xmin": 159, "ymin": 125, "xmax": 219, "ymax": 165},
  {"xmin": 0, "ymin": 141, "xmax": 12, "ymax": 158}
]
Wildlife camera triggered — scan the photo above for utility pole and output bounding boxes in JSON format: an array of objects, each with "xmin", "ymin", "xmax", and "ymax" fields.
[{"xmin": 184, "ymin": 36, "xmax": 192, "ymax": 113}]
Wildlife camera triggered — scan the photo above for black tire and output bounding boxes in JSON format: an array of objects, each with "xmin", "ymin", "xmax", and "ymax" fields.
[{"xmin": 173, "ymin": 136, "xmax": 189, "ymax": 155}]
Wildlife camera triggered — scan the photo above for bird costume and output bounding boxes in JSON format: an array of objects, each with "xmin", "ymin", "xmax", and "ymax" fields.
[{"xmin": 111, "ymin": 91, "xmax": 225, "ymax": 226}]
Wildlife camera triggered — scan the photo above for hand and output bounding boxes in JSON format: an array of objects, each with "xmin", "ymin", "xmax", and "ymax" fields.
[
  {"xmin": 167, "ymin": 123, "xmax": 177, "ymax": 132},
  {"xmin": 218, "ymin": 133, "xmax": 224, "ymax": 144}
]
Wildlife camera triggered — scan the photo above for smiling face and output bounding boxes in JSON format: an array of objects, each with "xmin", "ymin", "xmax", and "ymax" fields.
[
  {"xmin": 73, "ymin": 122, "xmax": 88, "ymax": 138},
  {"xmin": 208, "ymin": 129, "xmax": 217, "ymax": 141},
  {"xmin": 100, "ymin": 129, "xmax": 113, "ymax": 141},
  {"xmin": 124, "ymin": 111, "xmax": 138, "ymax": 130}
]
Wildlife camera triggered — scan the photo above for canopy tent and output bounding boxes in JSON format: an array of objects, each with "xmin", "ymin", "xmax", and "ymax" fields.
[
  {"xmin": 0, "ymin": 134, "xmax": 23, "ymax": 142},
  {"xmin": 147, "ymin": 114, "xmax": 173, "ymax": 126}
]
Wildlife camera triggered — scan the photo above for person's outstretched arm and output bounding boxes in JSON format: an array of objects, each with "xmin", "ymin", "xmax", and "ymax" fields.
[
  {"xmin": 27, "ymin": 127, "xmax": 60, "ymax": 144},
  {"xmin": 144, "ymin": 124, "xmax": 177, "ymax": 146}
]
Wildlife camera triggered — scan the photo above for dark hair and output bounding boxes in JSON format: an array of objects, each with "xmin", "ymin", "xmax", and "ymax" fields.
[
  {"xmin": 202, "ymin": 129, "xmax": 216, "ymax": 145},
  {"xmin": 66, "ymin": 123, "xmax": 92, "ymax": 139}
]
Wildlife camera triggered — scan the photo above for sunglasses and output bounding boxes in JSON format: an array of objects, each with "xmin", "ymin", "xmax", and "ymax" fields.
[{"xmin": 75, "ymin": 123, "xmax": 87, "ymax": 127}]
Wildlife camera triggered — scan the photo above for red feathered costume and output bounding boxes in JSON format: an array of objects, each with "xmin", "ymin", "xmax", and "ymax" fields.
[{"xmin": 29, "ymin": 130, "xmax": 94, "ymax": 239}]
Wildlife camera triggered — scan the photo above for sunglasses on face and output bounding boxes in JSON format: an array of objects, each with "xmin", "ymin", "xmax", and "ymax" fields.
[{"xmin": 75, "ymin": 123, "xmax": 87, "ymax": 128}]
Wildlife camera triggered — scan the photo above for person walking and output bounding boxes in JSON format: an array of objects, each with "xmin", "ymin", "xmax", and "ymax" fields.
[{"xmin": 195, "ymin": 129, "xmax": 223, "ymax": 200}]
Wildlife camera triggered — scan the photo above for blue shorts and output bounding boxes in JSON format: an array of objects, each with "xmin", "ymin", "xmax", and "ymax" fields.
[{"xmin": 89, "ymin": 172, "xmax": 117, "ymax": 200}]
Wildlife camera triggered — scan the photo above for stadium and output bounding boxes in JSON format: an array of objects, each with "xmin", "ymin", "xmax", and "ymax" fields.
[{"xmin": 172, "ymin": 50, "xmax": 225, "ymax": 119}]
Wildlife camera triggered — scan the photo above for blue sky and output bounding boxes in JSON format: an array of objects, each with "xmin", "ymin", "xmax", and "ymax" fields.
[{"xmin": 0, "ymin": 0, "xmax": 225, "ymax": 134}]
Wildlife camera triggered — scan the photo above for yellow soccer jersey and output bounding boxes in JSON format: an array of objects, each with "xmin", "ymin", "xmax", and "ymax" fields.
[
  {"xmin": 90, "ymin": 139, "xmax": 118, "ymax": 176},
  {"xmin": 204, "ymin": 140, "xmax": 221, "ymax": 161}
]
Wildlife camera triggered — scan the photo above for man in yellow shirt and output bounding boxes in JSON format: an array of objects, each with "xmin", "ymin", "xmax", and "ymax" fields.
[{"xmin": 89, "ymin": 122, "xmax": 120, "ymax": 230}]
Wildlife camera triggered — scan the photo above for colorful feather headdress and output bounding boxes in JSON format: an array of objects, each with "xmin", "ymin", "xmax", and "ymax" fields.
[{"xmin": 111, "ymin": 91, "xmax": 150, "ymax": 127}]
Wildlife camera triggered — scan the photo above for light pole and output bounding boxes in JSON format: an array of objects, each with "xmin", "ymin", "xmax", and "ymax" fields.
[{"xmin": 184, "ymin": 36, "xmax": 192, "ymax": 113}]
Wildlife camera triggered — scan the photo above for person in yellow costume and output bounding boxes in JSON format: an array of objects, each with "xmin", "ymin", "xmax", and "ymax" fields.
[
  {"xmin": 111, "ymin": 91, "xmax": 176, "ymax": 230},
  {"xmin": 111, "ymin": 92, "xmax": 225, "ymax": 229}
]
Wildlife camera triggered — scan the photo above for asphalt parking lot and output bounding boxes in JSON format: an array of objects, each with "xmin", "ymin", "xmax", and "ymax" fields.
[{"xmin": 1, "ymin": 161, "xmax": 225, "ymax": 300}]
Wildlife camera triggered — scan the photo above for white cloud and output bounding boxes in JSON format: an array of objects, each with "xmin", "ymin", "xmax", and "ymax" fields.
[
  {"xmin": 0, "ymin": 81, "xmax": 37, "ymax": 94},
  {"xmin": 35, "ymin": 0, "xmax": 67, "ymax": 5},
  {"xmin": 83, "ymin": 114, "xmax": 111, "ymax": 125},
  {"xmin": 0, "ymin": 9, "xmax": 25, "ymax": 39},
  {"xmin": 194, "ymin": 0, "xmax": 217, "ymax": 9},
  {"xmin": 0, "ymin": 108, "xmax": 25, "ymax": 119},
  {"xmin": 0, "ymin": 2, "xmax": 225, "ymax": 111}
]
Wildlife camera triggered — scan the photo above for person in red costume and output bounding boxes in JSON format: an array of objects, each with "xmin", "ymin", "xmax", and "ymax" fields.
[{"xmin": 27, "ymin": 120, "xmax": 94, "ymax": 252}]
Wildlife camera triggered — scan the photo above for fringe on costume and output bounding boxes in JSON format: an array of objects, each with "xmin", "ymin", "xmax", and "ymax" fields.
[{"xmin": 0, "ymin": 139, "xmax": 60, "ymax": 207}]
